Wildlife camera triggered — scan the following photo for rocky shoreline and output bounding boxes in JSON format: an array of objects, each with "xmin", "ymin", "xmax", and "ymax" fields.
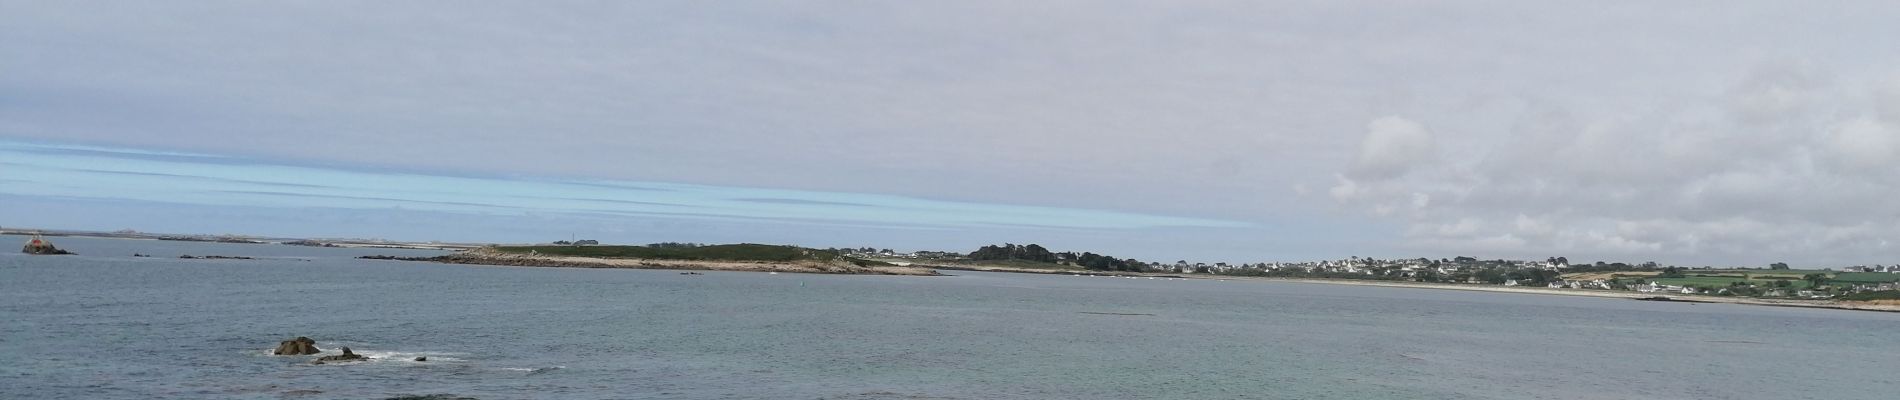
[{"xmin": 362, "ymin": 248, "xmax": 941, "ymax": 276}]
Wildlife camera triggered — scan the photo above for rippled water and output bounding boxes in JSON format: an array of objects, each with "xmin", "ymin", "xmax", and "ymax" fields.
[{"xmin": 3, "ymin": 236, "xmax": 1897, "ymax": 399}]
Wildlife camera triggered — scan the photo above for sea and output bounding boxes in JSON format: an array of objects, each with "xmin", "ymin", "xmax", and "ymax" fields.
[{"xmin": 2, "ymin": 236, "xmax": 1896, "ymax": 399}]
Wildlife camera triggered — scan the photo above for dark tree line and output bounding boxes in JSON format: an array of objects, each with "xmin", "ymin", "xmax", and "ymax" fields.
[
  {"xmin": 969, "ymin": 243, "xmax": 1056, "ymax": 263},
  {"xmin": 968, "ymin": 243, "xmax": 1147, "ymax": 272}
]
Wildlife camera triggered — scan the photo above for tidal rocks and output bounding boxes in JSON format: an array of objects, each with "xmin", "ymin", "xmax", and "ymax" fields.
[
  {"xmin": 274, "ymin": 337, "xmax": 321, "ymax": 355},
  {"xmin": 312, "ymin": 347, "xmax": 369, "ymax": 364},
  {"xmin": 357, "ymin": 255, "xmax": 437, "ymax": 261},
  {"xmin": 179, "ymin": 255, "xmax": 254, "ymax": 260},
  {"xmin": 414, "ymin": 356, "xmax": 427, "ymax": 362}
]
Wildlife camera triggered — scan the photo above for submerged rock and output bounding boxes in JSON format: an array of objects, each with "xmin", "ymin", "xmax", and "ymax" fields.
[
  {"xmin": 273, "ymin": 337, "xmax": 321, "ymax": 355},
  {"xmin": 312, "ymin": 347, "xmax": 369, "ymax": 364}
]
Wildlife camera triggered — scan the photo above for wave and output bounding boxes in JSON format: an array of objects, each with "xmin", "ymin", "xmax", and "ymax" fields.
[{"xmin": 501, "ymin": 366, "xmax": 565, "ymax": 375}]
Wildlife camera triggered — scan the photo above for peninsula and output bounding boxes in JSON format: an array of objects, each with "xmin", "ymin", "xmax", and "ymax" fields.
[{"xmin": 366, "ymin": 243, "xmax": 939, "ymax": 276}]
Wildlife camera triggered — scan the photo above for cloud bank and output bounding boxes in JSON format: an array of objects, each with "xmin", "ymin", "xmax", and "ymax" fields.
[{"xmin": 1328, "ymin": 63, "xmax": 1900, "ymax": 266}]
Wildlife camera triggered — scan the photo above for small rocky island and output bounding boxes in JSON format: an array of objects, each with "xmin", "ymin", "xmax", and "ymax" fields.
[
  {"xmin": 21, "ymin": 234, "xmax": 74, "ymax": 255},
  {"xmin": 273, "ymin": 337, "xmax": 321, "ymax": 355},
  {"xmin": 272, "ymin": 336, "xmax": 371, "ymax": 364}
]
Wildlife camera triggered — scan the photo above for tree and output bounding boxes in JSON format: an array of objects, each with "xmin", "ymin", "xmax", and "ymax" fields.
[
  {"xmin": 1770, "ymin": 262, "xmax": 1791, "ymax": 270},
  {"xmin": 1802, "ymin": 273, "xmax": 1830, "ymax": 288},
  {"xmin": 1658, "ymin": 266, "xmax": 1687, "ymax": 279}
]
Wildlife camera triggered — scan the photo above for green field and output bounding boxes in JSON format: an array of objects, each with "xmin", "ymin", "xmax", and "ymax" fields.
[
  {"xmin": 1830, "ymin": 272, "xmax": 1900, "ymax": 283},
  {"xmin": 1838, "ymin": 290, "xmax": 1900, "ymax": 301},
  {"xmin": 1651, "ymin": 276, "xmax": 1812, "ymax": 290},
  {"xmin": 492, "ymin": 244, "xmax": 882, "ymax": 265}
]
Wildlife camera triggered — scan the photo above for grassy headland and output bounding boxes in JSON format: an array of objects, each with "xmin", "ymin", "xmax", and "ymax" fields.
[
  {"xmin": 378, "ymin": 244, "xmax": 932, "ymax": 275},
  {"xmin": 492, "ymin": 244, "xmax": 879, "ymax": 264}
]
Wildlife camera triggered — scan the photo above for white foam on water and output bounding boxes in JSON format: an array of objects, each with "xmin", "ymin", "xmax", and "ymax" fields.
[
  {"xmin": 354, "ymin": 349, "xmax": 469, "ymax": 363},
  {"xmin": 502, "ymin": 366, "xmax": 566, "ymax": 374}
]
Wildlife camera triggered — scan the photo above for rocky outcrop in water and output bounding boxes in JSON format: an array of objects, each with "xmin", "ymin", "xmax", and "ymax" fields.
[
  {"xmin": 180, "ymin": 255, "xmax": 255, "ymax": 260},
  {"xmin": 21, "ymin": 236, "xmax": 72, "ymax": 255},
  {"xmin": 274, "ymin": 337, "xmax": 321, "ymax": 355},
  {"xmin": 312, "ymin": 347, "xmax": 368, "ymax": 364}
]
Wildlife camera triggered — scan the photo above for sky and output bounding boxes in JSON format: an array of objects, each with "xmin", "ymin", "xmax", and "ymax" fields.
[{"xmin": 3, "ymin": 1, "xmax": 1898, "ymax": 266}]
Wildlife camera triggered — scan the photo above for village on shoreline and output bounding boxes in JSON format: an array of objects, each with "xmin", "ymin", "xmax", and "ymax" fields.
[
  {"xmin": 12, "ymin": 227, "xmax": 1900, "ymax": 312},
  {"xmin": 840, "ymin": 243, "xmax": 1900, "ymax": 312}
]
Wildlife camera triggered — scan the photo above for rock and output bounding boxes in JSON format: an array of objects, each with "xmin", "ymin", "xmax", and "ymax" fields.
[
  {"xmin": 273, "ymin": 337, "xmax": 321, "ymax": 355},
  {"xmin": 313, "ymin": 347, "xmax": 369, "ymax": 364},
  {"xmin": 414, "ymin": 356, "xmax": 427, "ymax": 362}
]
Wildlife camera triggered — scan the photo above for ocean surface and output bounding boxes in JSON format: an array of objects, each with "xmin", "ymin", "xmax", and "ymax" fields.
[{"xmin": 2, "ymin": 236, "xmax": 1896, "ymax": 400}]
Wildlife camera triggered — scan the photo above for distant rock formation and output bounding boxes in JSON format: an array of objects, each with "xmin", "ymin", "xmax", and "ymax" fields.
[
  {"xmin": 21, "ymin": 235, "xmax": 73, "ymax": 255},
  {"xmin": 179, "ymin": 255, "xmax": 255, "ymax": 260},
  {"xmin": 313, "ymin": 347, "xmax": 369, "ymax": 364},
  {"xmin": 273, "ymin": 337, "xmax": 321, "ymax": 355}
]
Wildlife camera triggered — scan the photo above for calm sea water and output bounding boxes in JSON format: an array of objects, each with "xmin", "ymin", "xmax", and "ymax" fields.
[{"xmin": 2, "ymin": 236, "xmax": 1896, "ymax": 399}]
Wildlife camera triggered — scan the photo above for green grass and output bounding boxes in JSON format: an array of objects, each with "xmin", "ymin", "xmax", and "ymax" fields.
[
  {"xmin": 1651, "ymin": 276, "xmax": 1813, "ymax": 290},
  {"xmin": 1830, "ymin": 272, "xmax": 1900, "ymax": 283},
  {"xmin": 1838, "ymin": 290, "xmax": 1900, "ymax": 301},
  {"xmin": 1705, "ymin": 269, "xmax": 1832, "ymax": 278},
  {"xmin": 494, "ymin": 244, "xmax": 849, "ymax": 263}
]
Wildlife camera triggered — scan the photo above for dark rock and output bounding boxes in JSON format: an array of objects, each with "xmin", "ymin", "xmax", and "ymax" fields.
[
  {"xmin": 273, "ymin": 337, "xmax": 320, "ymax": 355},
  {"xmin": 21, "ymin": 236, "xmax": 72, "ymax": 255},
  {"xmin": 313, "ymin": 347, "xmax": 369, "ymax": 364},
  {"xmin": 180, "ymin": 255, "xmax": 255, "ymax": 260},
  {"xmin": 414, "ymin": 356, "xmax": 427, "ymax": 362}
]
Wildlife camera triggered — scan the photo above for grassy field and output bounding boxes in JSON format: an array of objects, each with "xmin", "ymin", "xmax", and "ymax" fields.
[
  {"xmin": 492, "ymin": 244, "xmax": 880, "ymax": 264},
  {"xmin": 1650, "ymin": 275, "xmax": 1813, "ymax": 290},
  {"xmin": 1838, "ymin": 290, "xmax": 1900, "ymax": 301},
  {"xmin": 1830, "ymin": 272, "xmax": 1900, "ymax": 283}
]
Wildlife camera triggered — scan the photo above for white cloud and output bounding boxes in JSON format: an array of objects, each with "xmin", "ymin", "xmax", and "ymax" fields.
[
  {"xmin": 1328, "ymin": 62, "xmax": 1900, "ymax": 265},
  {"xmin": 1824, "ymin": 117, "xmax": 1898, "ymax": 170},
  {"xmin": 1347, "ymin": 116, "xmax": 1438, "ymax": 181}
]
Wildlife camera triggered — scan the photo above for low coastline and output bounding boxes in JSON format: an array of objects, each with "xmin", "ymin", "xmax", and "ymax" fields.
[
  {"xmin": 1218, "ymin": 276, "xmax": 1900, "ymax": 313},
  {"xmin": 366, "ymin": 252, "xmax": 1894, "ymax": 312},
  {"xmin": 917, "ymin": 262, "xmax": 1900, "ymax": 313},
  {"xmin": 368, "ymin": 248, "xmax": 941, "ymax": 276}
]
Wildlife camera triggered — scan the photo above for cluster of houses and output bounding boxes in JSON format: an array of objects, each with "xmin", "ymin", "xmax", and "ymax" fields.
[
  {"xmin": 857, "ymin": 247, "xmax": 1900, "ymax": 297},
  {"xmin": 1165, "ymin": 257, "xmax": 1566, "ymax": 276}
]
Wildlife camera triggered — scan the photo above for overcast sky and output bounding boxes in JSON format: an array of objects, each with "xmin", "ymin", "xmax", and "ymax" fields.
[{"xmin": 4, "ymin": 1, "xmax": 1898, "ymax": 266}]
